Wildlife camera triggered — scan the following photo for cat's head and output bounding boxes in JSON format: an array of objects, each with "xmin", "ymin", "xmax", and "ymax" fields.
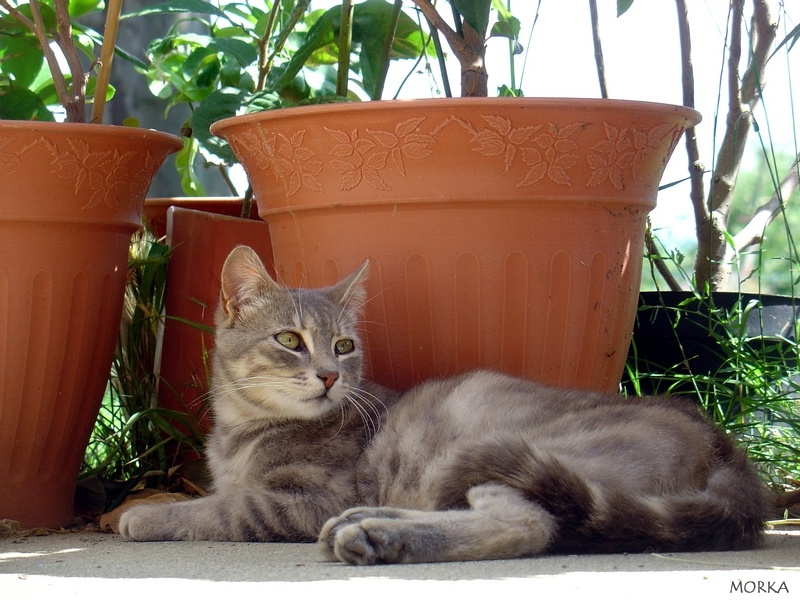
[{"xmin": 212, "ymin": 245, "xmax": 369, "ymax": 424}]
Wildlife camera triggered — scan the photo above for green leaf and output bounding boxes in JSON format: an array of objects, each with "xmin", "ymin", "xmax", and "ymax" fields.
[
  {"xmin": 244, "ymin": 90, "xmax": 284, "ymax": 114},
  {"xmin": 0, "ymin": 3, "xmax": 57, "ymax": 36},
  {"xmin": 351, "ymin": 0, "xmax": 427, "ymax": 99},
  {"xmin": 191, "ymin": 87, "xmax": 248, "ymax": 164},
  {"xmin": 207, "ymin": 38, "xmax": 258, "ymax": 68},
  {"xmin": 452, "ymin": 0, "xmax": 491, "ymax": 37},
  {"xmin": 122, "ymin": 0, "xmax": 226, "ymax": 20},
  {"xmin": 174, "ymin": 136, "xmax": 207, "ymax": 196},
  {"xmin": 497, "ymin": 84, "xmax": 522, "ymax": 97},
  {"xmin": 617, "ymin": 0, "xmax": 634, "ymax": 17},
  {"xmin": 182, "ymin": 47, "xmax": 220, "ymax": 89},
  {"xmin": 86, "ymin": 75, "xmax": 115, "ymax": 102},
  {"xmin": 490, "ymin": 20, "xmax": 516, "ymax": 41},
  {"xmin": 0, "ymin": 35, "xmax": 44, "ymax": 89},
  {"xmin": 0, "ymin": 88, "xmax": 55, "ymax": 121},
  {"xmin": 69, "ymin": 0, "xmax": 103, "ymax": 18},
  {"xmin": 769, "ymin": 22, "xmax": 800, "ymax": 61},
  {"xmin": 269, "ymin": 7, "xmax": 336, "ymax": 93}
]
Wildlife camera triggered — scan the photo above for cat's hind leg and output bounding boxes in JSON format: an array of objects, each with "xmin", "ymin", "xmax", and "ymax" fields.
[{"xmin": 319, "ymin": 482, "xmax": 556, "ymax": 565}]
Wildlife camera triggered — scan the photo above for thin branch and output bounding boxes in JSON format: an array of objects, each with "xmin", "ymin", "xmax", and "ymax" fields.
[
  {"xmin": 0, "ymin": 0, "xmax": 35, "ymax": 30},
  {"xmin": 90, "ymin": 0, "xmax": 123, "ymax": 124},
  {"xmin": 336, "ymin": 0, "xmax": 354, "ymax": 97},
  {"xmin": 732, "ymin": 153, "xmax": 800, "ymax": 251},
  {"xmin": 240, "ymin": 185, "xmax": 254, "ymax": 220},
  {"xmin": 256, "ymin": 0, "xmax": 283, "ymax": 90},
  {"xmin": 373, "ymin": 0, "xmax": 403, "ymax": 100},
  {"xmin": 588, "ymin": 0, "xmax": 609, "ymax": 99},
  {"xmin": 411, "ymin": 0, "xmax": 487, "ymax": 96},
  {"xmin": 698, "ymin": 0, "xmax": 777, "ymax": 290},
  {"xmin": 675, "ymin": 0, "xmax": 708, "ymax": 231},
  {"xmin": 425, "ymin": 14, "xmax": 452, "ymax": 97},
  {"xmin": 710, "ymin": 1, "xmax": 776, "ymax": 217},
  {"xmin": 646, "ymin": 220, "xmax": 684, "ymax": 291},
  {"xmin": 52, "ymin": 0, "xmax": 88, "ymax": 122},
  {"xmin": 2, "ymin": 0, "xmax": 72, "ymax": 116},
  {"xmin": 261, "ymin": 0, "xmax": 312, "ymax": 90},
  {"xmin": 411, "ymin": 0, "xmax": 467, "ymax": 58}
]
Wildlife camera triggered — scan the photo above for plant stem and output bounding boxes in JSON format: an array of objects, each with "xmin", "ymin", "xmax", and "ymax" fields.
[
  {"xmin": 675, "ymin": 0, "xmax": 707, "ymax": 289},
  {"xmin": 51, "ymin": 0, "xmax": 88, "ymax": 122},
  {"xmin": 256, "ymin": 0, "xmax": 282, "ymax": 91},
  {"xmin": 645, "ymin": 220, "xmax": 683, "ymax": 291},
  {"xmin": 241, "ymin": 185, "xmax": 254, "ymax": 220},
  {"xmin": 426, "ymin": 16, "xmax": 452, "ymax": 97},
  {"xmin": 694, "ymin": 0, "xmax": 777, "ymax": 291},
  {"xmin": 337, "ymin": 0, "xmax": 354, "ymax": 97},
  {"xmin": 732, "ymin": 152, "xmax": 800, "ymax": 252},
  {"xmin": 411, "ymin": 0, "xmax": 488, "ymax": 97},
  {"xmin": 259, "ymin": 0, "xmax": 312, "ymax": 91},
  {"xmin": 90, "ymin": 0, "xmax": 123, "ymax": 124},
  {"xmin": 372, "ymin": 0, "xmax": 404, "ymax": 100},
  {"xmin": 0, "ymin": 0, "xmax": 81, "ymax": 121},
  {"xmin": 588, "ymin": 0, "xmax": 608, "ymax": 99}
]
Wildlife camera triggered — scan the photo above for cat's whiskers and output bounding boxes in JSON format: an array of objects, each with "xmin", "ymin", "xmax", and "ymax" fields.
[
  {"xmin": 342, "ymin": 393, "xmax": 377, "ymax": 439},
  {"xmin": 349, "ymin": 384, "xmax": 389, "ymax": 417},
  {"xmin": 343, "ymin": 385, "xmax": 387, "ymax": 439},
  {"xmin": 286, "ymin": 288, "xmax": 305, "ymax": 331},
  {"xmin": 328, "ymin": 392, "xmax": 349, "ymax": 440},
  {"xmin": 211, "ymin": 375, "xmax": 295, "ymax": 408}
]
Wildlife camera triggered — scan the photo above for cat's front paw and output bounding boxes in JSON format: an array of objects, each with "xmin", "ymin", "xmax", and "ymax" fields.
[
  {"xmin": 318, "ymin": 506, "xmax": 420, "ymax": 565},
  {"xmin": 118, "ymin": 503, "xmax": 180, "ymax": 541}
]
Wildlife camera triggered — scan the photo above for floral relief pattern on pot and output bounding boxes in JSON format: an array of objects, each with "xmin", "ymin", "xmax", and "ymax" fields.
[
  {"xmin": 228, "ymin": 114, "xmax": 686, "ymax": 196},
  {"xmin": 587, "ymin": 122, "xmax": 679, "ymax": 189},
  {"xmin": 0, "ymin": 135, "xmax": 161, "ymax": 211}
]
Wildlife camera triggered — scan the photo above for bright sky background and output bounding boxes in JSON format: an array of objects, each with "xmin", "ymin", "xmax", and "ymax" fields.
[{"xmin": 322, "ymin": 0, "xmax": 799, "ymax": 253}]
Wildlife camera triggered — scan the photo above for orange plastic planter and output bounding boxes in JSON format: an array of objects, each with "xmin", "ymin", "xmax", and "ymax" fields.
[
  {"xmin": 212, "ymin": 98, "xmax": 700, "ymax": 393},
  {"xmin": 143, "ymin": 197, "xmax": 258, "ymax": 238},
  {"xmin": 0, "ymin": 121, "xmax": 181, "ymax": 527},
  {"xmin": 157, "ymin": 207, "xmax": 274, "ymax": 437}
]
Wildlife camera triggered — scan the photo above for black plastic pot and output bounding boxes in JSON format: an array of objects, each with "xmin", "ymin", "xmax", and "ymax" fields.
[{"xmin": 623, "ymin": 291, "xmax": 799, "ymax": 396}]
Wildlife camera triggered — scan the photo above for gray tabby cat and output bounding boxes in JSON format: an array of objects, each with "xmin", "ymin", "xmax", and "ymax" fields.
[{"xmin": 119, "ymin": 245, "xmax": 772, "ymax": 564}]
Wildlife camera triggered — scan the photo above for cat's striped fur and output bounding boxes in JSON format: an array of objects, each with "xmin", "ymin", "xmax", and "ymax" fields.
[{"xmin": 120, "ymin": 246, "xmax": 772, "ymax": 564}]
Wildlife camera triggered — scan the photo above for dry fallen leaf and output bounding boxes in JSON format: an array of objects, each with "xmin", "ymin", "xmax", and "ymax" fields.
[
  {"xmin": 0, "ymin": 519, "xmax": 19, "ymax": 536},
  {"xmin": 99, "ymin": 490, "xmax": 190, "ymax": 534}
]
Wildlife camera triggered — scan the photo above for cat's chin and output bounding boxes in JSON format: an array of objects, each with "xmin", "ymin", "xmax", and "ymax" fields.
[{"xmin": 276, "ymin": 390, "xmax": 344, "ymax": 420}]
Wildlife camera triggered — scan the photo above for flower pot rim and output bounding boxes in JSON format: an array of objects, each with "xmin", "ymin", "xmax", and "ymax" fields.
[
  {"xmin": 211, "ymin": 96, "xmax": 701, "ymax": 134},
  {"xmin": 146, "ymin": 196, "xmax": 244, "ymax": 205},
  {"xmin": 0, "ymin": 119, "xmax": 183, "ymax": 150}
]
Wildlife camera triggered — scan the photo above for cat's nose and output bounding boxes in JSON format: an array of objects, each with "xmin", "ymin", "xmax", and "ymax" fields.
[{"xmin": 317, "ymin": 371, "xmax": 340, "ymax": 390}]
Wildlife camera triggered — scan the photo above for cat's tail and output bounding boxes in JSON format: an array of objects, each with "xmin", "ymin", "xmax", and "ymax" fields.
[{"xmin": 434, "ymin": 434, "xmax": 772, "ymax": 553}]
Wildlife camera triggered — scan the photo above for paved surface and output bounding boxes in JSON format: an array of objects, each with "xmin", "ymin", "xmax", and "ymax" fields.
[{"xmin": 0, "ymin": 528, "xmax": 798, "ymax": 599}]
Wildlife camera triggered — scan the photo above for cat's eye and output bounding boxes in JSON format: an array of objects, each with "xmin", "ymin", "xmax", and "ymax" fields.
[
  {"xmin": 335, "ymin": 338, "xmax": 355, "ymax": 355},
  {"xmin": 275, "ymin": 331, "xmax": 303, "ymax": 351}
]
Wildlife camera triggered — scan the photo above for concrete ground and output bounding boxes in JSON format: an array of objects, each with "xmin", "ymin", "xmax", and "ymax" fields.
[{"xmin": 0, "ymin": 527, "xmax": 798, "ymax": 600}]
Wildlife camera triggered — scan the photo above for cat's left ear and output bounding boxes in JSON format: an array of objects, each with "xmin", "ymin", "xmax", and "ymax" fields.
[
  {"xmin": 220, "ymin": 245, "xmax": 279, "ymax": 317},
  {"xmin": 327, "ymin": 260, "xmax": 369, "ymax": 316}
]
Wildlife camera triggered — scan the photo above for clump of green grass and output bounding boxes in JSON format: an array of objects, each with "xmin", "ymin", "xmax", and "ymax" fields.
[
  {"xmin": 81, "ymin": 231, "xmax": 205, "ymax": 505},
  {"xmin": 625, "ymin": 292, "xmax": 800, "ymax": 493}
]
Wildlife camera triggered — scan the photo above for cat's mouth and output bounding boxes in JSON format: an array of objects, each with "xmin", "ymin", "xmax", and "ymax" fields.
[{"xmin": 304, "ymin": 393, "xmax": 335, "ymax": 404}]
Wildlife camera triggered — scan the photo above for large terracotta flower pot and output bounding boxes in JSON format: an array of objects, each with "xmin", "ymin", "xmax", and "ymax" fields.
[
  {"xmin": 157, "ymin": 207, "xmax": 274, "ymax": 437},
  {"xmin": 211, "ymin": 98, "xmax": 700, "ymax": 393},
  {"xmin": 0, "ymin": 121, "xmax": 182, "ymax": 528}
]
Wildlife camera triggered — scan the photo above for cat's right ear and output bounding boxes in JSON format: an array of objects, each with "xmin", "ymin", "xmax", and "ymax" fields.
[{"xmin": 220, "ymin": 245, "xmax": 278, "ymax": 318}]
